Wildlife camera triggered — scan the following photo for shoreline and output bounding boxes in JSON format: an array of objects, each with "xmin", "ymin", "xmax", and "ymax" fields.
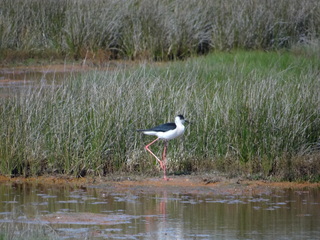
[{"xmin": 1, "ymin": 174, "xmax": 319, "ymax": 196}]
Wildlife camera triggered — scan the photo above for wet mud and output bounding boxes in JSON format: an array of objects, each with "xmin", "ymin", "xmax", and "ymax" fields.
[{"xmin": 1, "ymin": 174, "xmax": 319, "ymax": 197}]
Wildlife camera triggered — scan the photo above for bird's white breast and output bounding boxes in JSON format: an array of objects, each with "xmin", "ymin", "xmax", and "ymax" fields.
[{"xmin": 157, "ymin": 124, "xmax": 185, "ymax": 140}]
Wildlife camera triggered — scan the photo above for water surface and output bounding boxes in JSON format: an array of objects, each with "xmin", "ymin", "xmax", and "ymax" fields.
[
  {"xmin": 0, "ymin": 65, "xmax": 82, "ymax": 97},
  {"xmin": 0, "ymin": 181, "xmax": 319, "ymax": 239}
]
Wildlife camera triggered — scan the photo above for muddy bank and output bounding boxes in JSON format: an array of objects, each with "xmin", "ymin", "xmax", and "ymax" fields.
[{"xmin": 1, "ymin": 175, "xmax": 319, "ymax": 196}]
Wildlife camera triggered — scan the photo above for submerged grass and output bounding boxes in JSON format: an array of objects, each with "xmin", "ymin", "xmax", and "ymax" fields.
[
  {"xmin": 0, "ymin": 205, "xmax": 58, "ymax": 240},
  {"xmin": 1, "ymin": 50, "xmax": 320, "ymax": 181}
]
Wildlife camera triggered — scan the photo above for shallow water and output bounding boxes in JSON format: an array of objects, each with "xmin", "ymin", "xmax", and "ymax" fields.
[
  {"xmin": 0, "ymin": 66, "xmax": 81, "ymax": 97},
  {"xmin": 0, "ymin": 182, "xmax": 319, "ymax": 239}
]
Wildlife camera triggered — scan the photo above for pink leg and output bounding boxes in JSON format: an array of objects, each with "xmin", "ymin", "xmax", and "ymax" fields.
[
  {"xmin": 145, "ymin": 138, "xmax": 164, "ymax": 169},
  {"xmin": 162, "ymin": 141, "xmax": 169, "ymax": 180}
]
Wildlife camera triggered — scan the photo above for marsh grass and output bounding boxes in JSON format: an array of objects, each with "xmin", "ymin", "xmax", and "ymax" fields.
[
  {"xmin": 1, "ymin": 0, "xmax": 320, "ymax": 62},
  {"xmin": 1, "ymin": 50, "xmax": 319, "ymax": 181}
]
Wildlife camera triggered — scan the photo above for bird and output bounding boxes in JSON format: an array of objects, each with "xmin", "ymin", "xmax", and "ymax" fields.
[{"xmin": 137, "ymin": 115, "xmax": 189, "ymax": 180}]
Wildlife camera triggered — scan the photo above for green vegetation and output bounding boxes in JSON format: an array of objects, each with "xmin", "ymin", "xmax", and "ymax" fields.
[
  {"xmin": 1, "ymin": 50, "xmax": 319, "ymax": 181},
  {"xmin": 1, "ymin": 0, "xmax": 320, "ymax": 62}
]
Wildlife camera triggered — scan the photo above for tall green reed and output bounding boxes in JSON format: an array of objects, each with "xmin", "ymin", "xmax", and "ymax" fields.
[{"xmin": 0, "ymin": 51, "xmax": 319, "ymax": 179}]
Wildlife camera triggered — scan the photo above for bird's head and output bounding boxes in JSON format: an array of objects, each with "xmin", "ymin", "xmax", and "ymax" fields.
[{"xmin": 176, "ymin": 114, "xmax": 189, "ymax": 124}]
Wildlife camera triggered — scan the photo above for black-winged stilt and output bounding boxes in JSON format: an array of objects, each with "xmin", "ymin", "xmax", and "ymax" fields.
[{"xmin": 137, "ymin": 115, "xmax": 189, "ymax": 180}]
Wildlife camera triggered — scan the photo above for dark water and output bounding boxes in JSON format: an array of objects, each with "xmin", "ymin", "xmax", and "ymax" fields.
[{"xmin": 0, "ymin": 182, "xmax": 319, "ymax": 240}]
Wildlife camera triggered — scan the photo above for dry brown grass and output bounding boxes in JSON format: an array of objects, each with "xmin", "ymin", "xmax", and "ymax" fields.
[{"xmin": 1, "ymin": 0, "xmax": 320, "ymax": 61}]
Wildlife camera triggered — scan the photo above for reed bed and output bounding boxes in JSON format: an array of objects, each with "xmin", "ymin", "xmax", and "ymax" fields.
[
  {"xmin": 1, "ymin": 0, "xmax": 320, "ymax": 61},
  {"xmin": 1, "ymin": 50, "xmax": 319, "ymax": 180}
]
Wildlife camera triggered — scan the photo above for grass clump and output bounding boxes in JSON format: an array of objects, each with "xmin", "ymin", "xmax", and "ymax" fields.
[
  {"xmin": 1, "ymin": 0, "xmax": 320, "ymax": 62},
  {"xmin": 0, "ymin": 50, "xmax": 320, "ymax": 181}
]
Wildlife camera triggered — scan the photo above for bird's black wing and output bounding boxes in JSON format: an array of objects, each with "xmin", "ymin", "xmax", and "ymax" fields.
[{"xmin": 141, "ymin": 122, "xmax": 176, "ymax": 132}]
